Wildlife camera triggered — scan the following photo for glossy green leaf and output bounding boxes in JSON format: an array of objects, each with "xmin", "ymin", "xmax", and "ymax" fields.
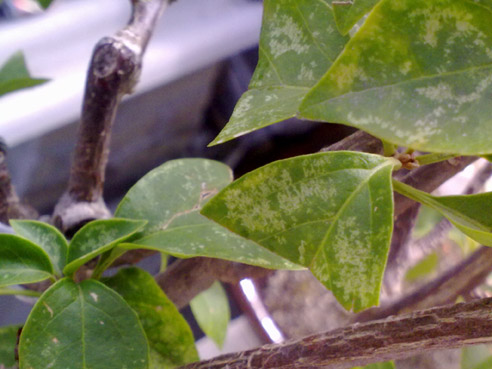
[
  {"xmin": 300, "ymin": 0, "xmax": 492, "ymax": 155},
  {"xmin": 10, "ymin": 220, "xmax": 68, "ymax": 277},
  {"xmin": 103, "ymin": 268, "xmax": 198, "ymax": 369},
  {"xmin": 190, "ymin": 281, "xmax": 230, "ymax": 349},
  {"xmin": 394, "ymin": 180, "xmax": 492, "ymax": 247},
  {"xmin": 209, "ymin": 0, "xmax": 349, "ymax": 145},
  {"xmin": 462, "ymin": 345, "xmax": 492, "ymax": 369},
  {"xmin": 353, "ymin": 362, "xmax": 395, "ymax": 369},
  {"xmin": 202, "ymin": 152, "xmax": 399, "ymax": 311},
  {"xmin": 0, "ymin": 52, "xmax": 46, "ymax": 97},
  {"xmin": 0, "ymin": 325, "xmax": 19, "ymax": 369},
  {"xmin": 332, "ymin": 0, "xmax": 380, "ymax": 35},
  {"xmin": 116, "ymin": 159, "xmax": 301, "ymax": 270},
  {"xmin": 19, "ymin": 278, "xmax": 149, "ymax": 369},
  {"xmin": 0, "ymin": 234, "xmax": 53, "ymax": 287},
  {"xmin": 63, "ymin": 218, "xmax": 147, "ymax": 276}
]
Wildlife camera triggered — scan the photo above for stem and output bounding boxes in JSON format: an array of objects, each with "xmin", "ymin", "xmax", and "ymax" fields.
[
  {"xmin": 0, "ymin": 288, "xmax": 42, "ymax": 298},
  {"xmin": 392, "ymin": 179, "xmax": 435, "ymax": 208},
  {"xmin": 416, "ymin": 153, "xmax": 460, "ymax": 166},
  {"xmin": 92, "ymin": 247, "xmax": 128, "ymax": 280},
  {"xmin": 382, "ymin": 140, "xmax": 397, "ymax": 157}
]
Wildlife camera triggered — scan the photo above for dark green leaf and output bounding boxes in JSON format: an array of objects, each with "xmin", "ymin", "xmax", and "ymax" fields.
[
  {"xmin": 209, "ymin": 0, "xmax": 349, "ymax": 145},
  {"xmin": 202, "ymin": 152, "xmax": 399, "ymax": 311},
  {"xmin": 0, "ymin": 234, "xmax": 53, "ymax": 287},
  {"xmin": 103, "ymin": 268, "xmax": 198, "ymax": 369},
  {"xmin": 0, "ymin": 325, "xmax": 19, "ymax": 369},
  {"xmin": 19, "ymin": 278, "xmax": 149, "ymax": 369},
  {"xmin": 190, "ymin": 281, "xmax": 230, "ymax": 348},
  {"xmin": 332, "ymin": 0, "xmax": 380, "ymax": 35},
  {"xmin": 63, "ymin": 218, "xmax": 147, "ymax": 276},
  {"xmin": 10, "ymin": 220, "xmax": 68, "ymax": 277},
  {"xmin": 394, "ymin": 180, "xmax": 492, "ymax": 247},
  {"xmin": 300, "ymin": 0, "xmax": 492, "ymax": 155},
  {"xmin": 0, "ymin": 52, "xmax": 47, "ymax": 97},
  {"xmin": 116, "ymin": 159, "xmax": 301, "ymax": 270},
  {"xmin": 36, "ymin": 0, "xmax": 54, "ymax": 9}
]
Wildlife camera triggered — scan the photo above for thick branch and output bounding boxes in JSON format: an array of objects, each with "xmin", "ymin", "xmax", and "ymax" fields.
[
  {"xmin": 53, "ymin": 0, "xmax": 170, "ymax": 234},
  {"xmin": 180, "ymin": 297, "xmax": 492, "ymax": 369}
]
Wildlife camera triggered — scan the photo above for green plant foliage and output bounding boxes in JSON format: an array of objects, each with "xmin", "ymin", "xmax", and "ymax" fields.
[
  {"xmin": 63, "ymin": 218, "xmax": 147, "ymax": 276},
  {"xmin": 461, "ymin": 345, "xmax": 492, "ymax": 369},
  {"xmin": 0, "ymin": 52, "xmax": 47, "ymax": 97},
  {"xmin": 393, "ymin": 180, "xmax": 492, "ymax": 247},
  {"xmin": 300, "ymin": 0, "xmax": 492, "ymax": 155},
  {"xmin": 0, "ymin": 325, "xmax": 19, "ymax": 369},
  {"xmin": 208, "ymin": 0, "xmax": 349, "ymax": 146},
  {"xmin": 0, "ymin": 234, "xmax": 54, "ymax": 287},
  {"xmin": 11, "ymin": 220, "xmax": 68, "ymax": 277},
  {"xmin": 412, "ymin": 205, "xmax": 443, "ymax": 239},
  {"xmin": 116, "ymin": 159, "xmax": 301, "ymax": 270},
  {"xmin": 332, "ymin": 0, "xmax": 379, "ymax": 35},
  {"xmin": 190, "ymin": 281, "xmax": 230, "ymax": 349},
  {"xmin": 103, "ymin": 268, "xmax": 198, "ymax": 369},
  {"xmin": 202, "ymin": 152, "xmax": 399, "ymax": 311},
  {"xmin": 19, "ymin": 278, "xmax": 149, "ymax": 369},
  {"xmin": 404, "ymin": 252, "xmax": 438, "ymax": 282},
  {"xmin": 36, "ymin": 0, "xmax": 55, "ymax": 9},
  {"xmin": 353, "ymin": 361, "xmax": 395, "ymax": 369}
]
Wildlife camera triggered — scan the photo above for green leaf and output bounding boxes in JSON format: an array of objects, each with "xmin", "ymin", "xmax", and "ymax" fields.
[
  {"xmin": 462, "ymin": 345, "xmax": 492, "ymax": 369},
  {"xmin": 202, "ymin": 152, "xmax": 399, "ymax": 311},
  {"xmin": 63, "ymin": 218, "xmax": 147, "ymax": 276},
  {"xmin": 0, "ymin": 52, "xmax": 47, "ymax": 97},
  {"xmin": 404, "ymin": 252, "xmax": 438, "ymax": 282},
  {"xmin": 116, "ymin": 159, "xmax": 301, "ymax": 270},
  {"xmin": 393, "ymin": 180, "xmax": 492, "ymax": 247},
  {"xmin": 36, "ymin": 0, "xmax": 54, "ymax": 9},
  {"xmin": 0, "ymin": 234, "xmax": 54, "ymax": 287},
  {"xmin": 412, "ymin": 205, "xmax": 443, "ymax": 239},
  {"xmin": 300, "ymin": 0, "xmax": 492, "ymax": 155},
  {"xmin": 103, "ymin": 268, "xmax": 198, "ymax": 369},
  {"xmin": 209, "ymin": 0, "xmax": 349, "ymax": 145},
  {"xmin": 190, "ymin": 281, "xmax": 230, "ymax": 349},
  {"xmin": 353, "ymin": 362, "xmax": 395, "ymax": 369},
  {"xmin": 10, "ymin": 220, "xmax": 68, "ymax": 277},
  {"xmin": 0, "ymin": 325, "xmax": 19, "ymax": 369},
  {"xmin": 19, "ymin": 278, "xmax": 149, "ymax": 369},
  {"xmin": 332, "ymin": 0, "xmax": 380, "ymax": 35}
]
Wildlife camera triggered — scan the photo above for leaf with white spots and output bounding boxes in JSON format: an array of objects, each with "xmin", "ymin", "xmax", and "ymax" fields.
[
  {"xmin": 0, "ymin": 234, "xmax": 54, "ymax": 287},
  {"xmin": 0, "ymin": 325, "xmax": 19, "ymax": 369},
  {"xmin": 116, "ymin": 159, "xmax": 301, "ymax": 270},
  {"xmin": 202, "ymin": 152, "xmax": 399, "ymax": 312},
  {"xmin": 10, "ymin": 220, "xmax": 68, "ymax": 277},
  {"xmin": 332, "ymin": 0, "xmax": 380, "ymax": 35},
  {"xmin": 209, "ymin": 0, "xmax": 349, "ymax": 146},
  {"xmin": 300, "ymin": 0, "xmax": 492, "ymax": 155},
  {"xmin": 394, "ymin": 180, "xmax": 492, "ymax": 247},
  {"xmin": 103, "ymin": 268, "xmax": 198, "ymax": 369},
  {"xmin": 63, "ymin": 219, "xmax": 147, "ymax": 276},
  {"xmin": 19, "ymin": 278, "xmax": 149, "ymax": 369},
  {"xmin": 190, "ymin": 281, "xmax": 230, "ymax": 349}
]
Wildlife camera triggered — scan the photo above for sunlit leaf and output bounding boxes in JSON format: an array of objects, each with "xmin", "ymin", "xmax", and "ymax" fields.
[
  {"xmin": 19, "ymin": 278, "xmax": 149, "ymax": 369},
  {"xmin": 332, "ymin": 0, "xmax": 380, "ymax": 35},
  {"xmin": 190, "ymin": 281, "xmax": 230, "ymax": 349},
  {"xmin": 202, "ymin": 152, "xmax": 399, "ymax": 311},
  {"xmin": 0, "ymin": 325, "xmax": 19, "ymax": 369},
  {"xmin": 10, "ymin": 220, "xmax": 68, "ymax": 277},
  {"xmin": 209, "ymin": 0, "xmax": 349, "ymax": 145},
  {"xmin": 0, "ymin": 52, "xmax": 46, "ymax": 97},
  {"xmin": 0, "ymin": 234, "xmax": 53, "ymax": 287},
  {"xmin": 300, "ymin": 0, "xmax": 492, "ymax": 155},
  {"xmin": 63, "ymin": 218, "xmax": 147, "ymax": 276},
  {"xmin": 104, "ymin": 268, "xmax": 198, "ymax": 369}
]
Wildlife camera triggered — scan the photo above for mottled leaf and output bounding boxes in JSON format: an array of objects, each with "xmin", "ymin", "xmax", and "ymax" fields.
[
  {"xmin": 300, "ymin": 0, "xmax": 492, "ymax": 155},
  {"xmin": 332, "ymin": 0, "xmax": 380, "ymax": 35},
  {"xmin": 19, "ymin": 278, "xmax": 149, "ymax": 369},
  {"xmin": 103, "ymin": 268, "xmax": 198, "ymax": 369},
  {"xmin": 0, "ymin": 52, "xmax": 46, "ymax": 97},
  {"xmin": 394, "ymin": 180, "xmax": 492, "ymax": 247},
  {"xmin": 209, "ymin": 0, "xmax": 349, "ymax": 145},
  {"xmin": 10, "ymin": 220, "xmax": 68, "ymax": 277},
  {"xmin": 0, "ymin": 325, "xmax": 19, "ymax": 369},
  {"xmin": 0, "ymin": 234, "xmax": 53, "ymax": 287},
  {"xmin": 462, "ymin": 345, "xmax": 492, "ymax": 369},
  {"xmin": 190, "ymin": 281, "xmax": 230, "ymax": 349},
  {"xmin": 63, "ymin": 218, "xmax": 147, "ymax": 276},
  {"xmin": 202, "ymin": 152, "xmax": 399, "ymax": 311},
  {"xmin": 116, "ymin": 159, "xmax": 301, "ymax": 270}
]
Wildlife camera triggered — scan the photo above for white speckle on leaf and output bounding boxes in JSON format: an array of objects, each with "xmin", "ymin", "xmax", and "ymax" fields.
[
  {"xmin": 90, "ymin": 292, "xmax": 98, "ymax": 302},
  {"xmin": 269, "ymin": 14, "xmax": 309, "ymax": 58}
]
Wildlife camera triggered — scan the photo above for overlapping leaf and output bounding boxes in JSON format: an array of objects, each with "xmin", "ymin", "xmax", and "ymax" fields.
[
  {"xmin": 116, "ymin": 159, "xmax": 301, "ymax": 270},
  {"xmin": 11, "ymin": 220, "xmax": 68, "ymax": 276},
  {"xmin": 300, "ymin": 0, "xmax": 492, "ymax": 154},
  {"xmin": 19, "ymin": 278, "xmax": 149, "ymax": 369},
  {"xmin": 0, "ymin": 325, "xmax": 19, "ymax": 369},
  {"xmin": 332, "ymin": 0, "xmax": 380, "ymax": 35},
  {"xmin": 209, "ymin": 0, "xmax": 349, "ymax": 145},
  {"xmin": 104, "ymin": 268, "xmax": 198, "ymax": 369},
  {"xmin": 202, "ymin": 152, "xmax": 399, "ymax": 311},
  {"xmin": 0, "ymin": 235, "xmax": 53, "ymax": 287},
  {"xmin": 0, "ymin": 52, "xmax": 46, "ymax": 97}
]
